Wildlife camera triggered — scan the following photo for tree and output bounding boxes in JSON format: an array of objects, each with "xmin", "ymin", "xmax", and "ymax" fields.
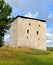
[{"xmin": 0, "ymin": 0, "xmax": 14, "ymax": 47}]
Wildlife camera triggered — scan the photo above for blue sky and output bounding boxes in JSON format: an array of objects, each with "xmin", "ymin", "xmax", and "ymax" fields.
[{"xmin": 4, "ymin": 0, "xmax": 53, "ymax": 47}]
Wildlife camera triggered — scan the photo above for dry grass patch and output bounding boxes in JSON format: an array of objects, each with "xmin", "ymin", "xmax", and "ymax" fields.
[
  {"xmin": 0, "ymin": 47, "xmax": 18, "ymax": 60},
  {"xmin": 7, "ymin": 46, "xmax": 50, "ymax": 55}
]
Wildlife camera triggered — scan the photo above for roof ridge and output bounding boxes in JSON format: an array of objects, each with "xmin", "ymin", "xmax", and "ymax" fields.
[{"xmin": 15, "ymin": 15, "xmax": 46, "ymax": 22}]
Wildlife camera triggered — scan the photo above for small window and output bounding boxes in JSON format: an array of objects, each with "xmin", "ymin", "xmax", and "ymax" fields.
[
  {"xmin": 37, "ymin": 31, "xmax": 39, "ymax": 35},
  {"xmin": 26, "ymin": 36, "xmax": 28, "ymax": 39},
  {"xmin": 39, "ymin": 25, "xmax": 40, "ymax": 27},
  {"xmin": 38, "ymin": 38, "xmax": 40, "ymax": 40},
  {"xmin": 29, "ymin": 23, "xmax": 31, "ymax": 26},
  {"xmin": 27, "ymin": 29, "xmax": 29, "ymax": 33}
]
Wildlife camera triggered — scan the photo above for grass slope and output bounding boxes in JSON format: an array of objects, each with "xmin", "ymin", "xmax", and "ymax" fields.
[{"xmin": 0, "ymin": 47, "xmax": 53, "ymax": 65}]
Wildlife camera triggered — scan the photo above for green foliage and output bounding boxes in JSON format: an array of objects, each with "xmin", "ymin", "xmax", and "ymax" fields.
[
  {"xmin": 47, "ymin": 47, "xmax": 53, "ymax": 51},
  {"xmin": 0, "ymin": 0, "xmax": 4, "ymax": 9},
  {"xmin": 0, "ymin": 36, "xmax": 3, "ymax": 47},
  {"xmin": 0, "ymin": 0, "xmax": 14, "ymax": 47}
]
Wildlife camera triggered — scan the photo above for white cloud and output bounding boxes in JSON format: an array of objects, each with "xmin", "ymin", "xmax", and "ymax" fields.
[
  {"xmin": 46, "ymin": 33, "xmax": 52, "ymax": 37},
  {"xmin": 46, "ymin": 31, "xmax": 53, "ymax": 47},
  {"xmin": 34, "ymin": 12, "xmax": 39, "ymax": 18},
  {"xmin": 25, "ymin": 12, "xmax": 34, "ymax": 18},
  {"xmin": 4, "ymin": 30, "xmax": 9, "ymax": 45},
  {"xmin": 4, "ymin": 34, "xmax": 9, "ymax": 44},
  {"xmin": 46, "ymin": 32, "xmax": 52, "ymax": 44},
  {"xmin": 48, "ymin": 14, "xmax": 52, "ymax": 18},
  {"xmin": 47, "ymin": 40, "xmax": 51, "ymax": 43},
  {"xmin": 24, "ymin": 12, "xmax": 39, "ymax": 18}
]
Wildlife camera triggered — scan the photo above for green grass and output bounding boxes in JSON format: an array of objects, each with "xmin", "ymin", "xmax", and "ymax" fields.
[{"xmin": 0, "ymin": 47, "xmax": 53, "ymax": 65}]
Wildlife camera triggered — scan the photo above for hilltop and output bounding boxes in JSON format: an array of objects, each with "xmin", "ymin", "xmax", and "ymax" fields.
[{"xmin": 0, "ymin": 47, "xmax": 53, "ymax": 65}]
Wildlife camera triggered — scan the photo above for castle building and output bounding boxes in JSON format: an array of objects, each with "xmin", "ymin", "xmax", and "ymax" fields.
[{"xmin": 9, "ymin": 16, "xmax": 46, "ymax": 50}]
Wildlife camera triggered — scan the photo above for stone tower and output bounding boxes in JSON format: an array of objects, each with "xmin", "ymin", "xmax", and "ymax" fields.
[{"xmin": 9, "ymin": 16, "xmax": 46, "ymax": 50}]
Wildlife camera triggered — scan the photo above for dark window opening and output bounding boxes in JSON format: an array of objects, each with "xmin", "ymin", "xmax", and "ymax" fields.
[
  {"xmin": 38, "ymin": 38, "xmax": 40, "ymax": 40},
  {"xmin": 39, "ymin": 25, "xmax": 40, "ymax": 27},
  {"xmin": 26, "ymin": 36, "xmax": 28, "ymax": 39},
  {"xmin": 37, "ymin": 31, "xmax": 39, "ymax": 35},
  {"xmin": 27, "ymin": 29, "xmax": 29, "ymax": 33},
  {"xmin": 29, "ymin": 23, "xmax": 31, "ymax": 26}
]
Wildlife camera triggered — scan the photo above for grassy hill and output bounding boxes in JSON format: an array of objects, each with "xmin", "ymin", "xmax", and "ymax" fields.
[{"xmin": 0, "ymin": 47, "xmax": 53, "ymax": 65}]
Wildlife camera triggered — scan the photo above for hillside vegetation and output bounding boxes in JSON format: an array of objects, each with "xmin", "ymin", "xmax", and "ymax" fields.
[{"xmin": 0, "ymin": 47, "xmax": 53, "ymax": 65}]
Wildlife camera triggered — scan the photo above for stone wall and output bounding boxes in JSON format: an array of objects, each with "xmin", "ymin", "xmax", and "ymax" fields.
[{"xmin": 9, "ymin": 17, "xmax": 46, "ymax": 50}]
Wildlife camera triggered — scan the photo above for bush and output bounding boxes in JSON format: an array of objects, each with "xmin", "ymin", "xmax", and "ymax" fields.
[{"xmin": 47, "ymin": 47, "xmax": 53, "ymax": 51}]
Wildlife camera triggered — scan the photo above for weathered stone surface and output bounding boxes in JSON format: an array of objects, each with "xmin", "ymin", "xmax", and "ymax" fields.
[{"xmin": 9, "ymin": 16, "xmax": 46, "ymax": 50}]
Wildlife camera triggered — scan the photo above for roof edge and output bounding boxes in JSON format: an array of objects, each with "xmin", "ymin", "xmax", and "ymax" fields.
[{"xmin": 15, "ymin": 15, "xmax": 46, "ymax": 22}]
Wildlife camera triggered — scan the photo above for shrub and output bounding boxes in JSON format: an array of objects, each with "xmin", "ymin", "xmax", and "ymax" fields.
[{"xmin": 47, "ymin": 47, "xmax": 53, "ymax": 51}]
